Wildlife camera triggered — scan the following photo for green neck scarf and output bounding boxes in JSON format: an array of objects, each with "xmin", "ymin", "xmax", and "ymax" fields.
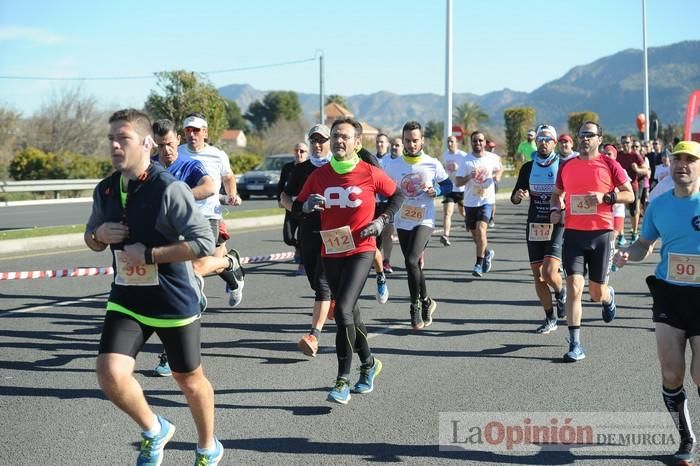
[
  {"xmin": 119, "ymin": 175, "xmax": 127, "ymax": 208},
  {"xmin": 403, "ymin": 150, "xmax": 425, "ymax": 165},
  {"xmin": 330, "ymin": 154, "xmax": 360, "ymax": 174}
]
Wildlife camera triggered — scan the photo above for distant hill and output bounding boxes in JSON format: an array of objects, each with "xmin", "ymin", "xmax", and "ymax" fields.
[{"xmin": 219, "ymin": 40, "xmax": 700, "ymax": 135}]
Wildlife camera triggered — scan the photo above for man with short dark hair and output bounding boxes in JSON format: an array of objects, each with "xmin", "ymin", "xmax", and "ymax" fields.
[
  {"xmin": 440, "ymin": 135, "xmax": 467, "ymax": 246},
  {"xmin": 550, "ymin": 121, "xmax": 634, "ymax": 362},
  {"xmin": 85, "ymin": 109, "xmax": 223, "ymax": 465},
  {"xmin": 614, "ymin": 140, "xmax": 700, "ymax": 465}
]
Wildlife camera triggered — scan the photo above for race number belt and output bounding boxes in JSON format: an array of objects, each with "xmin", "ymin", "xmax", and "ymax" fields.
[
  {"xmin": 320, "ymin": 226, "xmax": 355, "ymax": 254},
  {"xmin": 114, "ymin": 250, "xmax": 159, "ymax": 286},
  {"xmin": 667, "ymin": 253, "xmax": 699, "ymax": 284},
  {"xmin": 570, "ymin": 194, "xmax": 597, "ymax": 215},
  {"xmin": 400, "ymin": 204, "xmax": 426, "ymax": 222},
  {"xmin": 528, "ymin": 223, "xmax": 554, "ymax": 242}
]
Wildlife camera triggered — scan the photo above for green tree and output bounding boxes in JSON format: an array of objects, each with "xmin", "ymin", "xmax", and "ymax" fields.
[
  {"xmin": 454, "ymin": 102, "xmax": 489, "ymax": 133},
  {"xmin": 244, "ymin": 91, "xmax": 302, "ymax": 132},
  {"xmin": 424, "ymin": 120, "xmax": 444, "ymax": 141},
  {"xmin": 504, "ymin": 107, "xmax": 536, "ymax": 158},
  {"xmin": 144, "ymin": 70, "xmax": 227, "ymax": 143},
  {"xmin": 567, "ymin": 111, "xmax": 599, "ymax": 146},
  {"xmin": 0, "ymin": 107, "xmax": 22, "ymax": 177},
  {"xmin": 325, "ymin": 94, "xmax": 348, "ymax": 108},
  {"xmin": 224, "ymin": 99, "xmax": 246, "ymax": 130}
]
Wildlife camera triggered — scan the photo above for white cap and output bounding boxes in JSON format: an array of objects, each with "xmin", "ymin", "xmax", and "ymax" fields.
[{"xmin": 183, "ymin": 115, "xmax": 208, "ymax": 129}]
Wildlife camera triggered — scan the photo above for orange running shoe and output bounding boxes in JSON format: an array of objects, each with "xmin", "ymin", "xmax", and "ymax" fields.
[{"xmin": 298, "ymin": 334, "xmax": 318, "ymax": 357}]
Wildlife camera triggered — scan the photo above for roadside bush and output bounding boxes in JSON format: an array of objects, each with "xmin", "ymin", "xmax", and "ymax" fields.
[
  {"xmin": 230, "ymin": 153, "xmax": 262, "ymax": 174},
  {"xmin": 9, "ymin": 146, "xmax": 112, "ymax": 180}
]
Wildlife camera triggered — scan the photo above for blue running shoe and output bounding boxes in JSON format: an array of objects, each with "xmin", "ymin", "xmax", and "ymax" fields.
[
  {"xmin": 376, "ymin": 273, "xmax": 388, "ymax": 304},
  {"xmin": 154, "ymin": 353, "xmax": 171, "ymax": 377},
  {"xmin": 483, "ymin": 249, "xmax": 495, "ymax": 273},
  {"xmin": 194, "ymin": 437, "xmax": 224, "ymax": 466},
  {"xmin": 137, "ymin": 415, "xmax": 175, "ymax": 466},
  {"xmin": 327, "ymin": 378, "xmax": 351, "ymax": 404},
  {"xmin": 472, "ymin": 263, "xmax": 483, "ymax": 277},
  {"xmin": 602, "ymin": 287, "xmax": 616, "ymax": 323},
  {"xmin": 353, "ymin": 358, "xmax": 383, "ymax": 394},
  {"xmin": 673, "ymin": 439, "xmax": 696, "ymax": 466},
  {"xmin": 563, "ymin": 340, "xmax": 586, "ymax": 362}
]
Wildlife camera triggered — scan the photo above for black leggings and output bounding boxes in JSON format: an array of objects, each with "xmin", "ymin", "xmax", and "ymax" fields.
[
  {"xmin": 398, "ymin": 226, "xmax": 433, "ymax": 301},
  {"xmin": 282, "ymin": 212, "xmax": 299, "ymax": 247},
  {"xmin": 299, "ymin": 229, "xmax": 331, "ymax": 301},
  {"xmin": 323, "ymin": 252, "xmax": 374, "ymax": 380}
]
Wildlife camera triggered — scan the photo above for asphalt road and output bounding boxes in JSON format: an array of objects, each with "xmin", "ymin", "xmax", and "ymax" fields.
[
  {"xmin": 0, "ymin": 201, "xmax": 685, "ymax": 465},
  {"xmin": 0, "ymin": 197, "xmax": 281, "ymax": 231}
]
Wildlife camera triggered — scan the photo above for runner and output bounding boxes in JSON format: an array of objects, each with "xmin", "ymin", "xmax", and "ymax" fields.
[
  {"xmin": 455, "ymin": 131, "xmax": 503, "ymax": 277},
  {"xmin": 602, "ymin": 144, "xmax": 630, "ymax": 248},
  {"xmin": 292, "ymin": 117, "xmax": 404, "ymax": 404},
  {"xmin": 550, "ymin": 121, "xmax": 634, "ymax": 362},
  {"xmin": 557, "ymin": 133, "xmax": 579, "ymax": 161},
  {"xmin": 613, "ymin": 140, "xmax": 700, "ymax": 465},
  {"xmin": 178, "ymin": 113, "xmax": 245, "ymax": 308},
  {"xmin": 383, "ymin": 121, "xmax": 452, "ymax": 329},
  {"xmin": 278, "ymin": 142, "xmax": 308, "ymax": 276},
  {"xmin": 440, "ymin": 135, "xmax": 467, "ymax": 246},
  {"xmin": 510, "ymin": 124, "xmax": 567, "ymax": 334},
  {"xmin": 617, "ymin": 135, "xmax": 649, "ymax": 242},
  {"xmin": 280, "ymin": 124, "xmax": 333, "ymax": 357},
  {"xmin": 85, "ymin": 109, "xmax": 223, "ymax": 465}
]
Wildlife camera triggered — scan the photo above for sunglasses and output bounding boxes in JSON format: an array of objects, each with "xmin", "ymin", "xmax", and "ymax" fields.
[
  {"xmin": 536, "ymin": 136, "xmax": 555, "ymax": 143},
  {"xmin": 309, "ymin": 137, "xmax": 328, "ymax": 144},
  {"xmin": 295, "ymin": 149, "xmax": 308, "ymax": 153},
  {"xmin": 579, "ymin": 131, "xmax": 599, "ymax": 139},
  {"xmin": 184, "ymin": 127, "xmax": 202, "ymax": 133}
]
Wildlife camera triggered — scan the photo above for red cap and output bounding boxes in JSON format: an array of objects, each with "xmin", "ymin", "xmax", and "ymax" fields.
[
  {"xmin": 558, "ymin": 134, "xmax": 573, "ymax": 143},
  {"xmin": 603, "ymin": 144, "xmax": 618, "ymax": 158}
]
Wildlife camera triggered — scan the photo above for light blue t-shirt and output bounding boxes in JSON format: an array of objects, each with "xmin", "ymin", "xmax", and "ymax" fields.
[{"xmin": 641, "ymin": 190, "xmax": 700, "ymax": 286}]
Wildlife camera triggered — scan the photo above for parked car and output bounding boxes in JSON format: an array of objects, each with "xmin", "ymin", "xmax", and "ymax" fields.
[{"xmin": 236, "ymin": 154, "xmax": 295, "ymax": 199}]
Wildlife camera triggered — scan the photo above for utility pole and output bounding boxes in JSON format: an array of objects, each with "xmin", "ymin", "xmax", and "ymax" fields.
[
  {"xmin": 319, "ymin": 51, "xmax": 325, "ymax": 125},
  {"xmin": 444, "ymin": 0, "xmax": 453, "ymax": 144},
  {"xmin": 642, "ymin": 0, "xmax": 650, "ymax": 140}
]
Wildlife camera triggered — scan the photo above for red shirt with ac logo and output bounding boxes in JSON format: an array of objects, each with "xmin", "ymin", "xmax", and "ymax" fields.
[{"xmin": 296, "ymin": 160, "xmax": 397, "ymax": 257}]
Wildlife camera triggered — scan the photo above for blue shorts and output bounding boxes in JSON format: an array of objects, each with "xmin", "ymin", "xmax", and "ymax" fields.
[{"xmin": 465, "ymin": 204, "xmax": 494, "ymax": 230}]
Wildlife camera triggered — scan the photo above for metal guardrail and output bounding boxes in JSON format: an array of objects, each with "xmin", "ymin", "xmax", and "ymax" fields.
[{"xmin": 0, "ymin": 179, "xmax": 100, "ymax": 198}]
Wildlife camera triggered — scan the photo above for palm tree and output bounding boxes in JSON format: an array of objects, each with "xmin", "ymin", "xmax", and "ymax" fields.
[{"xmin": 454, "ymin": 102, "xmax": 489, "ymax": 133}]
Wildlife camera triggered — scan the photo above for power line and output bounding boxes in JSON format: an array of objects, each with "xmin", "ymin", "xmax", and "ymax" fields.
[{"xmin": 0, "ymin": 56, "xmax": 317, "ymax": 82}]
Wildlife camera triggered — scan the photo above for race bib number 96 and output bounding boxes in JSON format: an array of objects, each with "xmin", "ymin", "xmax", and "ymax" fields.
[
  {"xmin": 114, "ymin": 250, "xmax": 159, "ymax": 286},
  {"xmin": 320, "ymin": 226, "xmax": 355, "ymax": 254}
]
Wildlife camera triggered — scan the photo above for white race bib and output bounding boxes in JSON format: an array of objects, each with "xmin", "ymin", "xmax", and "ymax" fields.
[
  {"xmin": 667, "ymin": 253, "xmax": 700, "ymax": 284},
  {"xmin": 570, "ymin": 194, "xmax": 597, "ymax": 215},
  {"xmin": 320, "ymin": 226, "xmax": 355, "ymax": 254},
  {"xmin": 114, "ymin": 250, "xmax": 159, "ymax": 286},
  {"xmin": 528, "ymin": 223, "xmax": 554, "ymax": 241},
  {"xmin": 399, "ymin": 204, "xmax": 426, "ymax": 223}
]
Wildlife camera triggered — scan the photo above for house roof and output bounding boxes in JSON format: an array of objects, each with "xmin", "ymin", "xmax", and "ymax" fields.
[
  {"xmin": 325, "ymin": 102, "xmax": 353, "ymax": 118},
  {"xmin": 221, "ymin": 129, "xmax": 243, "ymax": 140}
]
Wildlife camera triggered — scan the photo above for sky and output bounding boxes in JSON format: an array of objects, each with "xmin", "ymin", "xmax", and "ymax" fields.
[{"xmin": 1, "ymin": 0, "xmax": 699, "ymax": 117}]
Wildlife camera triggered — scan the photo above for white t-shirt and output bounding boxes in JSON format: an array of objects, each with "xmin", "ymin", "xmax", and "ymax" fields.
[
  {"xmin": 178, "ymin": 144, "xmax": 232, "ymax": 219},
  {"xmin": 457, "ymin": 151, "xmax": 502, "ymax": 207},
  {"xmin": 649, "ymin": 174, "xmax": 674, "ymax": 203},
  {"xmin": 442, "ymin": 149, "xmax": 467, "ymax": 193},
  {"xmin": 383, "ymin": 154, "xmax": 448, "ymax": 230},
  {"xmin": 654, "ymin": 164, "xmax": 670, "ymax": 183}
]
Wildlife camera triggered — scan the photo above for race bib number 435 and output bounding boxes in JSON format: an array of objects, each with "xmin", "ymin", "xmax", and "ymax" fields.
[
  {"xmin": 114, "ymin": 250, "xmax": 159, "ymax": 286},
  {"xmin": 570, "ymin": 194, "xmax": 597, "ymax": 215},
  {"xmin": 320, "ymin": 226, "xmax": 355, "ymax": 254}
]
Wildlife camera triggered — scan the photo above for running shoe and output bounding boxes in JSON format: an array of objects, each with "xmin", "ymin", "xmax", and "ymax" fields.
[
  {"xmin": 488, "ymin": 219, "xmax": 496, "ymax": 228},
  {"xmin": 421, "ymin": 297, "xmax": 436, "ymax": 327},
  {"xmin": 563, "ymin": 340, "xmax": 586, "ymax": 362},
  {"xmin": 353, "ymin": 358, "xmax": 383, "ymax": 394},
  {"xmin": 295, "ymin": 264, "xmax": 306, "ymax": 276},
  {"xmin": 483, "ymin": 249, "xmax": 495, "ymax": 273},
  {"xmin": 194, "ymin": 274, "xmax": 207, "ymax": 312},
  {"xmin": 673, "ymin": 439, "xmax": 696, "ymax": 466},
  {"xmin": 376, "ymin": 273, "xmax": 389, "ymax": 304},
  {"xmin": 616, "ymin": 234, "xmax": 628, "ymax": 248},
  {"xmin": 226, "ymin": 249, "xmax": 245, "ymax": 307},
  {"xmin": 137, "ymin": 415, "xmax": 176, "ymax": 466},
  {"xmin": 297, "ymin": 334, "xmax": 318, "ymax": 357},
  {"xmin": 631, "ymin": 231, "xmax": 640, "ymax": 243},
  {"xmin": 555, "ymin": 288, "xmax": 567, "ymax": 319},
  {"xmin": 154, "ymin": 353, "xmax": 171, "ymax": 377},
  {"xmin": 382, "ymin": 261, "xmax": 394, "ymax": 274},
  {"xmin": 410, "ymin": 300, "xmax": 424, "ymax": 330},
  {"xmin": 535, "ymin": 318, "xmax": 558, "ymax": 334},
  {"xmin": 327, "ymin": 378, "xmax": 351, "ymax": 404},
  {"xmin": 194, "ymin": 437, "xmax": 224, "ymax": 466},
  {"xmin": 439, "ymin": 235, "xmax": 451, "ymax": 246},
  {"xmin": 602, "ymin": 287, "xmax": 616, "ymax": 323},
  {"xmin": 472, "ymin": 264, "xmax": 483, "ymax": 277}
]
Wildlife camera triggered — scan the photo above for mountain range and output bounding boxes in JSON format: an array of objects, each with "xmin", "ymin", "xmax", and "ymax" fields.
[{"xmin": 219, "ymin": 40, "xmax": 700, "ymax": 135}]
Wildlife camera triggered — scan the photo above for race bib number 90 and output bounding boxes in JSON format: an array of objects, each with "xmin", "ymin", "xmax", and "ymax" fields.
[
  {"xmin": 320, "ymin": 226, "xmax": 355, "ymax": 254},
  {"xmin": 667, "ymin": 253, "xmax": 699, "ymax": 284},
  {"xmin": 400, "ymin": 205, "xmax": 426, "ymax": 222},
  {"xmin": 570, "ymin": 194, "xmax": 597, "ymax": 215},
  {"xmin": 528, "ymin": 223, "xmax": 554, "ymax": 242},
  {"xmin": 114, "ymin": 250, "xmax": 159, "ymax": 286}
]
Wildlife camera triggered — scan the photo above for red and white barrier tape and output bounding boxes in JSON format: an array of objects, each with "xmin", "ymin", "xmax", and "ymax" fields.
[{"xmin": 0, "ymin": 251, "xmax": 296, "ymax": 281}]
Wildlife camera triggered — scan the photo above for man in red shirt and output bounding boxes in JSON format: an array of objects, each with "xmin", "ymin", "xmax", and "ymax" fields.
[
  {"xmin": 550, "ymin": 121, "xmax": 634, "ymax": 362},
  {"xmin": 293, "ymin": 117, "xmax": 404, "ymax": 404},
  {"xmin": 617, "ymin": 135, "xmax": 649, "ymax": 242}
]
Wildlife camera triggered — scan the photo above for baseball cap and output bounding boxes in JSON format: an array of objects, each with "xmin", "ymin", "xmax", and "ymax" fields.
[
  {"xmin": 558, "ymin": 134, "xmax": 573, "ymax": 143},
  {"xmin": 671, "ymin": 140, "xmax": 700, "ymax": 159},
  {"xmin": 308, "ymin": 124, "xmax": 330, "ymax": 139},
  {"xmin": 183, "ymin": 115, "xmax": 208, "ymax": 129},
  {"xmin": 536, "ymin": 124, "xmax": 557, "ymax": 141},
  {"xmin": 603, "ymin": 144, "xmax": 618, "ymax": 158}
]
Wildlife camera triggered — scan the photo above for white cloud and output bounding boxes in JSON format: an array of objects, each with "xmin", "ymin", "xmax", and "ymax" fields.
[{"xmin": 0, "ymin": 26, "xmax": 67, "ymax": 45}]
